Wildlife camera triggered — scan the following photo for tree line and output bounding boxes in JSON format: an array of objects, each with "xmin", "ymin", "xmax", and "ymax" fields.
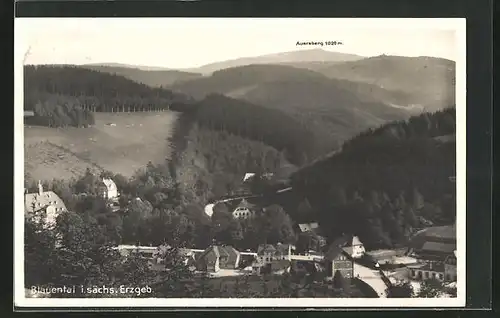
[{"xmin": 23, "ymin": 65, "xmax": 195, "ymax": 128}]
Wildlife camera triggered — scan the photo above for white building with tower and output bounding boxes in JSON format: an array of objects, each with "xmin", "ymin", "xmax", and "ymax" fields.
[
  {"xmin": 25, "ymin": 181, "xmax": 67, "ymax": 225},
  {"xmin": 341, "ymin": 235, "xmax": 366, "ymax": 259}
]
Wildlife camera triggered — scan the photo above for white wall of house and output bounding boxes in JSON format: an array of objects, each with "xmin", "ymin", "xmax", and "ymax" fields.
[
  {"xmin": 352, "ymin": 244, "xmax": 365, "ymax": 258},
  {"xmin": 409, "ymin": 268, "xmax": 445, "ymax": 281},
  {"xmin": 214, "ymin": 257, "xmax": 220, "ymax": 272},
  {"xmin": 232, "ymin": 207, "xmax": 254, "ymax": 219},
  {"xmin": 45, "ymin": 205, "xmax": 57, "ymax": 225}
]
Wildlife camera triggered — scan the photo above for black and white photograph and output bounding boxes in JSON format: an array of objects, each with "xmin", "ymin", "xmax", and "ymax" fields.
[{"xmin": 14, "ymin": 18, "xmax": 466, "ymax": 308}]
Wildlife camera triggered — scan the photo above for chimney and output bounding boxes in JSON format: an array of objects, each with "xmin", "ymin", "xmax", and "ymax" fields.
[{"xmin": 38, "ymin": 180, "xmax": 43, "ymax": 195}]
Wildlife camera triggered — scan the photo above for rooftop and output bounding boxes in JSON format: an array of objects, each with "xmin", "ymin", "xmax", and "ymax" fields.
[
  {"xmin": 101, "ymin": 178, "xmax": 117, "ymax": 191},
  {"xmin": 324, "ymin": 235, "xmax": 350, "ymax": 261},
  {"xmin": 407, "ymin": 262, "xmax": 445, "ymax": 273},
  {"xmin": 420, "ymin": 241, "xmax": 456, "ymax": 254},
  {"xmin": 271, "ymin": 259, "xmax": 291, "ymax": 271},
  {"xmin": 298, "ymin": 222, "xmax": 319, "ymax": 233},
  {"xmin": 25, "ymin": 191, "xmax": 67, "ymax": 213}
]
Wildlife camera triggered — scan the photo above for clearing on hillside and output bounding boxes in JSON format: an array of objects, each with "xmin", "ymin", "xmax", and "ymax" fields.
[{"xmin": 24, "ymin": 111, "xmax": 179, "ymax": 181}]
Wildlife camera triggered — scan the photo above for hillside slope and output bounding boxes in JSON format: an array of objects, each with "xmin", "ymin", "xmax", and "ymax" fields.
[
  {"xmin": 317, "ymin": 55, "xmax": 456, "ymax": 112},
  {"xmin": 171, "ymin": 64, "xmax": 418, "ymax": 151},
  {"xmin": 25, "ymin": 112, "xmax": 179, "ymax": 180},
  {"xmin": 288, "ymin": 107, "xmax": 456, "ymax": 249},
  {"xmin": 23, "ymin": 66, "xmax": 186, "ymax": 180},
  {"xmin": 169, "ymin": 64, "xmax": 328, "ymax": 100},
  {"xmin": 187, "ymin": 94, "xmax": 319, "ymax": 165}
]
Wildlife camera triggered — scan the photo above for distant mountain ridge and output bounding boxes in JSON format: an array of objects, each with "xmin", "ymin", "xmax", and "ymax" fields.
[
  {"xmin": 169, "ymin": 63, "xmax": 421, "ymax": 151},
  {"xmin": 81, "ymin": 52, "xmax": 454, "ymax": 114},
  {"xmin": 182, "ymin": 49, "xmax": 364, "ymax": 74},
  {"xmin": 83, "ymin": 62, "xmax": 172, "ymax": 71},
  {"xmin": 316, "ymin": 55, "xmax": 456, "ymax": 112}
]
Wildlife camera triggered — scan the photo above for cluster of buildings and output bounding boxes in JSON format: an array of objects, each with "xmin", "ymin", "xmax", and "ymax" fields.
[
  {"xmin": 405, "ymin": 224, "xmax": 457, "ymax": 283},
  {"xmin": 25, "ymin": 181, "xmax": 68, "ymax": 225},
  {"xmin": 24, "ymin": 177, "xmax": 121, "ymax": 224},
  {"xmin": 368, "ymin": 224, "xmax": 457, "ymax": 285},
  {"xmin": 120, "ymin": 234, "xmax": 367, "ymax": 283}
]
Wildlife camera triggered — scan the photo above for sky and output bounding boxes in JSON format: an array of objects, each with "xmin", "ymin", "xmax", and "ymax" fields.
[{"xmin": 15, "ymin": 18, "xmax": 464, "ymax": 69}]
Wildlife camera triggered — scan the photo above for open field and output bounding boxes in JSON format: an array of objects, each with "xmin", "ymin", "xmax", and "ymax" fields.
[{"xmin": 24, "ymin": 111, "xmax": 179, "ymax": 181}]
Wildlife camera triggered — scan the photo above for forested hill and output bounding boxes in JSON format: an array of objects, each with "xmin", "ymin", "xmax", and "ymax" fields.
[
  {"xmin": 81, "ymin": 64, "xmax": 203, "ymax": 88},
  {"xmin": 23, "ymin": 65, "xmax": 194, "ymax": 127},
  {"xmin": 288, "ymin": 107, "xmax": 456, "ymax": 250},
  {"xmin": 187, "ymin": 94, "xmax": 319, "ymax": 166},
  {"xmin": 318, "ymin": 55, "xmax": 456, "ymax": 112},
  {"xmin": 169, "ymin": 64, "xmax": 419, "ymax": 153},
  {"xmin": 169, "ymin": 64, "xmax": 328, "ymax": 100}
]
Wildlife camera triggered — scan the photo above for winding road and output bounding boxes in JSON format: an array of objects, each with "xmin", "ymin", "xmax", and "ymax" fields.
[{"xmin": 353, "ymin": 263, "xmax": 388, "ymax": 298}]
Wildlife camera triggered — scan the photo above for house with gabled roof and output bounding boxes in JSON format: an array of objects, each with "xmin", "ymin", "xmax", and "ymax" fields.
[
  {"xmin": 443, "ymin": 250, "xmax": 457, "ymax": 282},
  {"xmin": 298, "ymin": 222, "xmax": 319, "ymax": 233},
  {"xmin": 98, "ymin": 178, "xmax": 119, "ymax": 201},
  {"xmin": 196, "ymin": 245, "xmax": 241, "ymax": 273},
  {"xmin": 257, "ymin": 243, "xmax": 295, "ymax": 264},
  {"xmin": 323, "ymin": 235, "xmax": 354, "ymax": 280},
  {"xmin": 296, "ymin": 222, "xmax": 327, "ymax": 250},
  {"xmin": 341, "ymin": 235, "xmax": 366, "ymax": 259},
  {"xmin": 230, "ymin": 198, "xmax": 257, "ymax": 219},
  {"xmin": 25, "ymin": 181, "xmax": 67, "ymax": 225}
]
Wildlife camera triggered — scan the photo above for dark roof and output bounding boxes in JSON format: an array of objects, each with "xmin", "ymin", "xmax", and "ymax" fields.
[
  {"xmin": 408, "ymin": 262, "xmax": 445, "ymax": 273},
  {"xmin": 421, "ymin": 241, "xmax": 456, "ymax": 254},
  {"xmin": 197, "ymin": 246, "xmax": 219, "ymax": 263},
  {"xmin": 257, "ymin": 244, "xmax": 277, "ymax": 255},
  {"xmin": 298, "ymin": 222, "xmax": 319, "ymax": 232},
  {"xmin": 220, "ymin": 246, "xmax": 240, "ymax": 264},
  {"xmin": 342, "ymin": 246, "xmax": 354, "ymax": 256},
  {"xmin": 410, "ymin": 225, "xmax": 456, "ymax": 249},
  {"xmin": 275, "ymin": 243, "xmax": 294, "ymax": 255},
  {"xmin": 257, "ymin": 244, "xmax": 293, "ymax": 256},
  {"xmin": 198, "ymin": 245, "xmax": 240, "ymax": 264},
  {"xmin": 237, "ymin": 198, "xmax": 256, "ymax": 209},
  {"xmin": 324, "ymin": 235, "xmax": 351, "ymax": 261},
  {"xmin": 271, "ymin": 260, "xmax": 291, "ymax": 271}
]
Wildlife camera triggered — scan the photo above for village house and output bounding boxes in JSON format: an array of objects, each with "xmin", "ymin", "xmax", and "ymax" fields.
[
  {"xmin": 98, "ymin": 178, "xmax": 119, "ymax": 201},
  {"xmin": 256, "ymin": 243, "xmax": 296, "ymax": 264},
  {"xmin": 231, "ymin": 198, "xmax": 257, "ymax": 219},
  {"xmin": 97, "ymin": 178, "xmax": 120, "ymax": 211},
  {"xmin": 25, "ymin": 181, "xmax": 67, "ymax": 225},
  {"xmin": 298, "ymin": 222, "xmax": 319, "ymax": 233},
  {"xmin": 407, "ymin": 261, "xmax": 446, "ymax": 282},
  {"xmin": 269, "ymin": 259, "xmax": 292, "ymax": 275},
  {"xmin": 252, "ymin": 243, "xmax": 295, "ymax": 275},
  {"xmin": 323, "ymin": 236, "xmax": 355, "ymax": 280},
  {"xmin": 406, "ymin": 224, "xmax": 457, "ymax": 282},
  {"xmin": 408, "ymin": 224, "xmax": 456, "ymax": 261},
  {"xmin": 341, "ymin": 236, "xmax": 366, "ymax": 259},
  {"xmin": 243, "ymin": 173, "xmax": 256, "ymax": 182},
  {"xmin": 196, "ymin": 245, "xmax": 241, "ymax": 273},
  {"xmin": 297, "ymin": 222, "xmax": 327, "ymax": 250},
  {"xmin": 444, "ymin": 251, "xmax": 457, "ymax": 282}
]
